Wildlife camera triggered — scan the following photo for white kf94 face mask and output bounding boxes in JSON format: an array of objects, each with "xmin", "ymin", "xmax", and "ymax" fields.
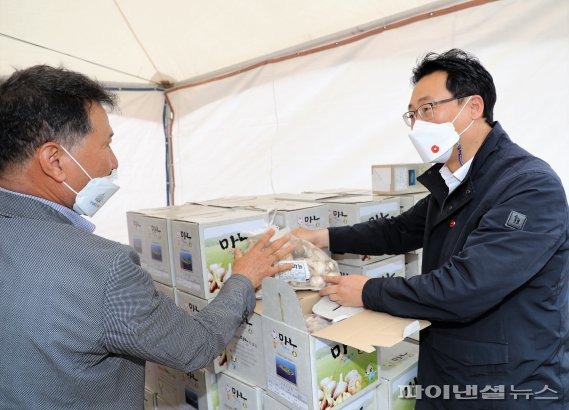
[
  {"xmin": 60, "ymin": 146, "xmax": 120, "ymax": 217},
  {"xmin": 408, "ymin": 96, "xmax": 473, "ymax": 163}
]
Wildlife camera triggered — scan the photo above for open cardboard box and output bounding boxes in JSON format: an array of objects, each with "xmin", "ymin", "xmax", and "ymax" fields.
[{"xmin": 260, "ymin": 278, "xmax": 429, "ymax": 410}]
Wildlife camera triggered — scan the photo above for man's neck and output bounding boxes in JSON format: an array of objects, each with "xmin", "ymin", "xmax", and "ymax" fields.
[
  {"xmin": 446, "ymin": 121, "xmax": 492, "ymax": 172},
  {"xmin": 0, "ymin": 171, "xmax": 70, "ymax": 208}
]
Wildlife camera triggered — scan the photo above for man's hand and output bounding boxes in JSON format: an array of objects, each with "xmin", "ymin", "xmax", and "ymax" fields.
[
  {"xmin": 233, "ymin": 228, "xmax": 295, "ymax": 289},
  {"xmin": 291, "ymin": 227, "xmax": 330, "ymax": 249},
  {"xmin": 319, "ymin": 274, "xmax": 370, "ymax": 307}
]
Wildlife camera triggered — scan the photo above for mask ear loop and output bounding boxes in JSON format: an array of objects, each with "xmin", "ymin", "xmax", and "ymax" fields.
[
  {"xmin": 60, "ymin": 145, "xmax": 94, "ymax": 180},
  {"xmin": 453, "ymin": 96, "xmax": 474, "ymax": 167}
]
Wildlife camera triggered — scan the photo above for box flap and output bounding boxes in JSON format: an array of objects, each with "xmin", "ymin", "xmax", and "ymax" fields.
[
  {"xmin": 251, "ymin": 199, "xmax": 325, "ymax": 211},
  {"xmin": 261, "ymin": 278, "xmax": 307, "ymax": 331},
  {"xmin": 254, "ymin": 299, "xmax": 263, "ymax": 315},
  {"xmin": 172, "ymin": 208, "xmax": 265, "ymax": 223},
  {"xmin": 262, "ymin": 281, "xmax": 430, "ymax": 353},
  {"xmin": 312, "ymin": 310, "xmax": 429, "ymax": 353},
  {"xmin": 275, "ymin": 192, "xmax": 342, "ymax": 201},
  {"xmin": 323, "ymin": 195, "xmax": 390, "ymax": 204}
]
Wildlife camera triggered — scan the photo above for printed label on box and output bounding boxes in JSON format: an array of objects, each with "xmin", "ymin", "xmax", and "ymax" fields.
[
  {"xmin": 359, "ymin": 202, "xmax": 399, "ymax": 223},
  {"xmin": 296, "ymin": 214, "xmax": 324, "ymax": 230},
  {"xmin": 268, "ymin": 374, "xmax": 308, "ymax": 409}
]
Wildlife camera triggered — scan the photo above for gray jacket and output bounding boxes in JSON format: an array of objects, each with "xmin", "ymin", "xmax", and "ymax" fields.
[{"xmin": 0, "ymin": 190, "xmax": 255, "ymax": 409}]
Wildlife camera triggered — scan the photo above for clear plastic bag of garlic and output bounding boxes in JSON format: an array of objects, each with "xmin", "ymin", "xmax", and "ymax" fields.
[
  {"xmin": 280, "ymin": 235, "xmax": 340, "ymax": 290},
  {"xmin": 303, "ymin": 313, "xmax": 331, "ymax": 333},
  {"xmin": 246, "ymin": 227, "xmax": 340, "ymax": 291}
]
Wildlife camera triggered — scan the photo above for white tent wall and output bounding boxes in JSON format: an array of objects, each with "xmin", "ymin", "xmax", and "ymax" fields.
[
  {"xmin": 169, "ymin": 0, "xmax": 569, "ymax": 204},
  {"xmin": 91, "ymin": 91, "xmax": 167, "ymax": 244}
]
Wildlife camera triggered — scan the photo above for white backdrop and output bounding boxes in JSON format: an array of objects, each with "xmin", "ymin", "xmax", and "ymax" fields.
[
  {"xmin": 168, "ymin": 0, "xmax": 569, "ymax": 206},
  {"xmin": 92, "ymin": 91, "xmax": 167, "ymax": 243},
  {"xmin": 90, "ymin": 0, "xmax": 569, "ymax": 244}
]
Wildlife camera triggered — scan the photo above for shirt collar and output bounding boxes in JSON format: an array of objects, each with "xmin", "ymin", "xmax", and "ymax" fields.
[
  {"xmin": 0, "ymin": 187, "xmax": 96, "ymax": 233},
  {"xmin": 439, "ymin": 158, "xmax": 473, "ymax": 194}
]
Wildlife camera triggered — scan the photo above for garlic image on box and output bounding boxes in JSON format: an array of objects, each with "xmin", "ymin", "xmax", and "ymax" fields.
[
  {"xmin": 208, "ymin": 263, "xmax": 232, "ymax": 293},
  {"xmin": 345, "ymin": 369, "xmax": 363, "ymax": 395},
  {"xmin": 318, "ymin": 370, "xmax": 363, "ymax": 409}
]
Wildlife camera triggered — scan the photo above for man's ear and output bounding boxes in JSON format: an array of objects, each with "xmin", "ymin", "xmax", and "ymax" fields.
[
  {"xmin": 37, "ymin": 142, "xmax": 67, "ymax": 183},
  {"xmin": 469, "ymin": 95, "xmax": 485, "ymax": 120}
]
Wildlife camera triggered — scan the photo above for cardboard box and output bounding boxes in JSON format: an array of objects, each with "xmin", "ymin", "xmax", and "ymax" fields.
[
  {"xmin": 176, "ymin": 289, "xmax": 228, "ymax": 374},
  {"xmin": 193, "ymin": 196, "xmax": 269, "ymax": 208},
  {"xmin": 155, "ymin": 395, "xmax": 184, "ymax": 410},
  {"xmin": 371, "ymin": 164, "xmax": 430, "ymax": 195},
  {"xmin": 154, "ymin": 281, "xmax": 176, "ymax": 301},
  {"xmin": 304, "ymin": 188, "xmax": 367, "ymax": 196},
  {"xmin": 395, "ymin": 192, "xmax": 429, "ymax": 214},
  {"xmin": 127, "ymin": 211, "xmax": 146, "ymax": 261},
  {"xmin": 218, "ymin": 372, "xmax": 264, "ymax": 410},
  {"xmin": 273, "ymin": 192, "xmax": 345, "ymax": 203},
  {"xmin": 244, "ymin": 199, "xmax": 330, "ymax": 231},
  {"xmin": 225, "ymin": 311, "xmax": 267, "ymax": 388},
  {"xmin": 378, "ymin": 341, "xmax": 419, "ymax": 410},
  {"xmin": 146, "ymin": 361, "xmax": 158, "ymax": 393},
  {"xmin": 405, "ymin": 332, "xmax": 420, "ymax": 344},
  {"xmin": 263, "ymin": 393, "xmax": 291, "ymax": 410},
  {"xmin": 324, "ymin": 195, "xmax": 400, "ymax": 227},
  {"xmin": 322, "ymin": 195, "xmax": 400, "ymax": 266},
  {"xmin": 263, "ymin": 387, "xmax": 378, "ymax": 410},
  {"xmin": 336, "ymin": 387, "xmax": 377, "ymax": 410},
  {"xmin": 404, "ymin": 251, "xmax": 422, "ymax": 279},
  {"xmin": 127, "ymin": 204, "xmax": 219, "ymax": 286},
  {"xmin": 170, "ymin": 208, "xmax": 267, "ymax": 299},
  {"xmin": 155, "ymin": 364, "xmax": 186, "ymax": 408},
  {"xmin": 338, "ymin": 255, "xmax": 406, "ymax": 279},
  {"xmin": 262, "ymin": 278, "xmax": 428, "ymax": 410},
  {"xmin": 183, "ymin": 369, "xmax": 219, "ymax": 410},
  {"xmin": 145, "ymin": 389, "xmax": 156, "ymax": 410},
  {"xmin": 202, "ymin": 197, "xmax": 331, "ymax": 231}
]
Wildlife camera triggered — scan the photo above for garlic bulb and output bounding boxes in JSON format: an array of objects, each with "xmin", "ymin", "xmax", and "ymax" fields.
[
  {"xmin": 333, "ymin": 373, "xmax": 347, "ymax": 400},
  {"xmin": 304, "ymin": 314, "xmax": 331, "ymax": 333}
]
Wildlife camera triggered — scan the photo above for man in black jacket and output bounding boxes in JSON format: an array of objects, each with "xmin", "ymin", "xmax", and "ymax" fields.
[{"xmin": 296, "ymin": 49, "xmax": 569, "ymax": 409}]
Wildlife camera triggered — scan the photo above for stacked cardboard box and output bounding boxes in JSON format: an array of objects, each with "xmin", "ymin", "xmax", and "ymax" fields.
[
  {"xmin": 321, "ymin": 195, "xmax": 401, "ymax": 266},
  {"xmin": 378, "ymin": 341, "xmax": 419, "ymax": 410},
  {"xmin": 127, "ymin": 189, "xmax": 429, "ymax": 409}
]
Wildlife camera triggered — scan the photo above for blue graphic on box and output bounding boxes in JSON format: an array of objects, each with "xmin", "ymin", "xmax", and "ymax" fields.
[
  {"xmin": 150, "ymin": 244, "xmax": 162, "ymax": 262},
  {"xmin": 276, "ymin": 355, "xmax": 297, "ymax": 385},
  {"xmin": 179, "ymin": 251, "xmax": 193, "ymax": 272}
]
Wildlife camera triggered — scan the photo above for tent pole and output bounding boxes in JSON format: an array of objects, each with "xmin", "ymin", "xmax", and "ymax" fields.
[{"xmin": 163, "ymin": 95, "xmax": 176, "ymax": 206}]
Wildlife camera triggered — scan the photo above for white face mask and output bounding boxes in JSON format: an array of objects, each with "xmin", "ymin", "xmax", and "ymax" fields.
[
  {"xmin": 60, "ymin": 146, "xmax": 120, "ymax": 217},
  {"xmin": 408, "ymin": 96, "xmax": 474, "ymax": 163}
]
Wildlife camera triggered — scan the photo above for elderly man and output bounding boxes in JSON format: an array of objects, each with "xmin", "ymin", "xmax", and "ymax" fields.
[{"xmin": 0, "ymin": 65, "xmax": 292, "ymax": 409}]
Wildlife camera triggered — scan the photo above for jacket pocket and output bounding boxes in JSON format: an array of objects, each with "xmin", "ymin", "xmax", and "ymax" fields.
[{"xmin": 431, "ymin": 333, "xmax": 509, "ymax": 366}]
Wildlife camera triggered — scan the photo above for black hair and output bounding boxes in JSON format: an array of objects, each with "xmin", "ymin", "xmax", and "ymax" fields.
[
  {"xmin": 0, "ymin": 65, "xmax": 116, "ymax": 174},
  {"xmin": 412, "ymin": 49, "xmax": 496, "ymax": 125}
]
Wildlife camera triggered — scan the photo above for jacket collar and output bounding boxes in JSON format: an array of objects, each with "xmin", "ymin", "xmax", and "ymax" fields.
[
  {"xmin": 0, "ymin": 189, "xmax": 73, "ymax": 226},
  {"xmin": 418, "ymin": 121, "xmax": 508, "ymax": 204}
]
